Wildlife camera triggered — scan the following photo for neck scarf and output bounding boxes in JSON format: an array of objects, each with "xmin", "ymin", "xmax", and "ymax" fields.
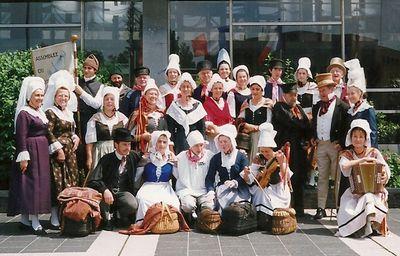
[
  {"xmin": 319, "ymin": 96, "xmax": 336, "ymax": 116},
  {"xmin": 186, "ymin": 149, "xmax": 204, "ymax": 163}
]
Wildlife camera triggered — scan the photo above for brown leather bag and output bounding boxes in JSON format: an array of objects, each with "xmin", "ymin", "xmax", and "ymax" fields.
[{"xmin": 196, "ymin": 208, "xmax": 222, "ymax": 233}]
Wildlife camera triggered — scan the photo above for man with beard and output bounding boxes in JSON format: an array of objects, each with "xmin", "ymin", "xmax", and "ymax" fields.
[
  {"xmin": 272, "ymin": 83, "xmax": 311, "ymax": 217},
  {"xmin": 159, "ymin": 54, "xmax": 181, "ymax": 109},
  {"xmin": 109, "ymin": 72, "xmax": 135, "ymax": 118}
]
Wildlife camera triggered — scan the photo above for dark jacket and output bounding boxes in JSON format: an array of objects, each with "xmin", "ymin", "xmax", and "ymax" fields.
[
  {"xmin": 272, "ymin": 102, "xmax": 311, "ymax": 149},
  {"xmin": 87, "ymin": 151, "xmax": 142, "ymax": 196},
  {"xmin": 312, "ymin": 98, "xmax": 350, "ymax": 148}
]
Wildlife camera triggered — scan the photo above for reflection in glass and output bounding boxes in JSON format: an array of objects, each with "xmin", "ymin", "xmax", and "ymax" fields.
[
  {"xmin": 233, "ymin": 25, "xmax": 341, "ymax": 75},
  {"xmin": 232, "ymin": 0, "xmax": 340, "ymax": 23},
  {"xmin": 0, "ymin": 2, "xmax": 81, "ymax": 24},
  {"xmin": 170, "ymin": 1, "xmax": 229, "ymax": 71},
  {"xmin": 0, "ymin": 28, "xmax": 80, "ymax": 52},
  {"xmin": 84, "ymin": 1, "xmax": 143, "ymax": 83},
  {"xmin": 345, "ymin": 0, "xmax": 400, "ymax": 87}
]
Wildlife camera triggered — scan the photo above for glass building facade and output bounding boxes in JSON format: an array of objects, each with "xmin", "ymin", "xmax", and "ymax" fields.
[{"xmin": 1, "ymin": 0, "xmax": 399, "ymax": 114}]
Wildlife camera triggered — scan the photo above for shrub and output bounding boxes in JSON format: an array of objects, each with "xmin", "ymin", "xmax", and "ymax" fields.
[
  {"xmin": 377, "ymin": 112, "xmax": 400, "ymax": 144},
  {"xmin": 382, "ymin": 150, "xmax": 400, "ymax": 188},
  {"xmin": 0, "ymin": 48, "xmax": 114, "ymax": 185}
]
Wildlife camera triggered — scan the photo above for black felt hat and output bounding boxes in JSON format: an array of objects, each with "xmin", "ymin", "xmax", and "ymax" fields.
[
  {"xmin": 113, "ymin": 128, "xmax": 133, "ymax": 142},
  {"xmin": 196, "ymin": 60, "xmax": 213, "ymax": 73},
  {"xmin": 281, "ymin": 82, "xmax": 298, "ymax": 94},
  {"xmin": 134, "ymin": 66, "xmax": 150, "ymax": 77},
  {"xmin": 269, "ymin": 59, "xmax": 284, "ymax": 70}
]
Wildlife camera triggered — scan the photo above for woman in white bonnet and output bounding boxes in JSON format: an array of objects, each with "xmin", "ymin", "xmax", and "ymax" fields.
[
  {"xmin": 205, "ymin": 124, "xmax": 250, "ymax": 210},
  {"xmin": 43, "ymin": 70, "xmax": 81, "ymax": 229},
  {"xmin": 85, "ymin": 86, "xmax": 128, "ymax": 171},
  {"xmin": 8, "ymin": 76, "xmax": 51, "ymax": 235},
  {"xmin": 337, "ymin": 119, "xmax": 390, "ymax": 237},
  {"xmin": 134, "ymin": 130, "xmax": 180, "ymax": 224},
  {"xmin": 242, "ymin": 123, "xmax": 292, "ymax": 231}
]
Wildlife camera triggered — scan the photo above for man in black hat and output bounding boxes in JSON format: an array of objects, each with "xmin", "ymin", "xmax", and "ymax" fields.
[
  {"xmin": 265, "ymin": 59, "xmax": 285, "ymax": 102},
  {"xmin": 272, "ymin": 83, "xmax": 311, "ymax": 217},
  {"xmin": 119, "ymin": 66, "xmax": 150, "ymax": 118},
  {"xmin": 193, "ymin": 60, "xmax": 213, "ymax": 103},
  {"xmin": 87, "ymin": 128, "xmax": 142, "ymax": 230}
]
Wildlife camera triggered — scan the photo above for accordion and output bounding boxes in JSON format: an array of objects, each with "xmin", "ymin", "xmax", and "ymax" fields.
[{"xmin": 349, "ymin": 162, "xmax": 385, "ymax": 195}]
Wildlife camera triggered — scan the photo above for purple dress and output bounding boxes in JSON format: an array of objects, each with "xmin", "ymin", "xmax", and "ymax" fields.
[{"xmin": 7, "ymin": 110, "xmax": 51, "ymax": 215}]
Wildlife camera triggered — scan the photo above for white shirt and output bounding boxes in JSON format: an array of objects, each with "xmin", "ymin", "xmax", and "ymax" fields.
[{"xmin": 316, "ymin": 97, "xmax": 336, "ymax": 141}]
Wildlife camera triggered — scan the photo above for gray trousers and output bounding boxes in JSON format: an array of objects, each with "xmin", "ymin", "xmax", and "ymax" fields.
[{"xmin": 100, "ymin": 191, "xmax": 138, "ymax": 222}]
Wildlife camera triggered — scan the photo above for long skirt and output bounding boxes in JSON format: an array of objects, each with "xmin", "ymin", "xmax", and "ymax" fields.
[
  {"xmin": 135, "ymin": 182, "xmax": 180, "ymax": 223},
  {"xmin": 50, "ymin": 138, "xmax": 79, "ymax": 205},
  {"xmin": 216, "ymin": 184, "xmax": 251, "ymax": 211},
  {"xmin": 250, "ymin": 182, "xmax": 291, "ymax": 216},
  {"xmin": 92, "ymin": 140, "xmax": 114, "ymax": 169},
  {"xmin": 8, "ymin": 136, "xmax": 51, "ymax": 215},
  {"xmin": 337, "ymin": 189, "xmax": 388, "ymax": 237}
]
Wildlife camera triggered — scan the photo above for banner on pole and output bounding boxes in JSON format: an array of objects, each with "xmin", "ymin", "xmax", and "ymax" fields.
[{"xmin": 32, "ymin": 42, "xmax": 74, "ymax": 81}]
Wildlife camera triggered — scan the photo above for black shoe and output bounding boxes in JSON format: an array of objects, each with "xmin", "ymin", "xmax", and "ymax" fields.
[
  {"xmin": 18, "ymin": 222, "xmax": 31, "ymax": 231},
  {"xmin": 48, "ymin": 223, "xmax": 60, "ymax": 230},
  {"xmin": 102, "ymin": 220, "xmax": 113, "ymax": 231},
  {"xmin": 313, "ymin": 208, "xmax": 326, "ymax": 220},
  {"xmin": 33, "ymin": 227, "xmax": 47, "ymax": 236}
]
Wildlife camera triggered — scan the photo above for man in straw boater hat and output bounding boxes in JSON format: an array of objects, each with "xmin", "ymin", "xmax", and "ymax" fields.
[
  {"xmin": 272, "ymin": 82, "xmax": 312, "ymax": 217},
  {"xmin": 327, "ymin": 57, "xmax": 349, "ymax": 104},
  {"xmin": 87, "ymin": 127, "xmax": 142, "ymax": 230},
  {"xmin": 159, "ymin": 54, "xmax": 182, "ymax": 109},
  {"xmin": 264, "ymin": 58, "xmax": 285, "ymax": 103},
  {"xmin": 311, "ymin": 73, "xmax": 349, "ymax": 219}
]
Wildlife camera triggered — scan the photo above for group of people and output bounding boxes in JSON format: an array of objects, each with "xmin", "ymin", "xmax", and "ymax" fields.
[{"xmin": 8, "ymin": 48, "xmax": 389, "ymax": 238}]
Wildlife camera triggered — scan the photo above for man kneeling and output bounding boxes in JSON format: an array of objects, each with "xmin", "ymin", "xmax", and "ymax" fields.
[
  {"xmin": 175, "ymin": 130, "xmax": 215, "ymax": 225},
  {"xmin": 87, "ymin": 128, "xmax": 142, "ymax": 230}
]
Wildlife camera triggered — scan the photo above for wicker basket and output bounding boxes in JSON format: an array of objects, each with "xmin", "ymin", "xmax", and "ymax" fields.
[
  {"xmin": 272, "ymin": 208, "xmax": 297, "ymax": 235},
  {"xmin": 196, "ymin": 208, "xmax": 222, "ymax": 233},
  {"xmin": 151, "ymin": 203, "xmax": 180, "ymax": 234}
]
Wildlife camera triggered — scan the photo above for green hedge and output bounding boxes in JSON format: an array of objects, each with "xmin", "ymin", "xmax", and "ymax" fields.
[{"xmin": 0, "ymin": 49, "xmax": 112, "ymax": 183}]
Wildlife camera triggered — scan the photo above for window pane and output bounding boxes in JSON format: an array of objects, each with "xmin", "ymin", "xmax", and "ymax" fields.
[
  {"xmin": 233, "ymin": 25, "xmax": 341, "ymax": 75},
  {"xmin": 345, "ymin": 0, "xmax": 400, "ymax": 88},
  {"xmin": 170, "ymin": 1, "xmax": 229, "ymax": 71},
  {"xmin": 233, "ymin": 0, "xmax": 340, "ymax": 23},
  {"xmin": 0, "ymin": 27, "xmax": 81, "ymax": 52},
  {"xmin": 84, "ymin": 1, "xmax": 143, "ymax": 83},
  {"xmin": 368, "ymin": 92, "xmax": 400, "ymax": 111},
  {"xmin": 0, "ymin": 2, "xmax": 81, "ymax": 24}
]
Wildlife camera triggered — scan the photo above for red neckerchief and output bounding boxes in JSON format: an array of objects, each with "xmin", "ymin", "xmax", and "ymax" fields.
[
  {"xmin": 133, "ymin": 84, "xmax": 145, "ymax": 92},
  {"xmin": 319, "ymin": 96, "xmax": 336, "ymax": 116},
  {"xmin": 186, "ymin": 149, "xmax": 204, "ymax": 163},
  {"xmin": 201, "ymin": 84, "xmax": 207, "ymax": 97},
  {"xmin": 353, "ymin": 100, "xmax": 363, "ymax": 112},
  {"xmin": 135, "ymin": 97, "xmax": 163, "ymax": 152},
  {"xmin": 291, "ymin": 105, "xmax": 303, "ymax": 119}
]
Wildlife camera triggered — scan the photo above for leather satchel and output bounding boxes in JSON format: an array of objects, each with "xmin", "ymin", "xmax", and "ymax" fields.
[{"xmin": 221, "ymin": 201, "xmax": 257, "ymax": 236}]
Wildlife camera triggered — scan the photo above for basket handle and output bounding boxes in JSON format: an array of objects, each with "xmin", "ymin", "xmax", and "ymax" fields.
[{"xmin": 161, "ymin": 202, "xmax": 174, "ymax": 221}]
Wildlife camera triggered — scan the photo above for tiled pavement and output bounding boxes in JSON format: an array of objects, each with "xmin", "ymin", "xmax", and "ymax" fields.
[{"xmin": 0, "ymin": 209, "xmax": 399, "ymax": 256}]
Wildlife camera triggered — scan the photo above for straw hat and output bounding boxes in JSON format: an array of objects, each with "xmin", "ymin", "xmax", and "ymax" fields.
[
  {"xmin": 315, "ymin": 73, "xmax": 336, "ymax": 88},
  {"xmin": 327, "ymin": 57, "xmax": 346, "ymax": 75}
]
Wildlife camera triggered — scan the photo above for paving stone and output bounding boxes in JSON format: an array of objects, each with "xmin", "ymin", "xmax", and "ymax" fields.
[
  {"xmin": 253, "ymin": 246, "xmax": 290, "ymax": 256},
  {"xmin": 221, "ymin": 246, "xmax": 256, "ymax": 256},
  {"xmin": 189, "ymin": 249, "xmax": 222, "ymax": 256},
  {"xmin": 54, "ymin": 246, "xmax": 89, "ymax": 252},
  {"xmin": 155, "ymin": 247, "xmax": 187, "ymax": 256},
  {"xmin": 0, "ymin": 247, "xmax": 24, "ymax": 253}
]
